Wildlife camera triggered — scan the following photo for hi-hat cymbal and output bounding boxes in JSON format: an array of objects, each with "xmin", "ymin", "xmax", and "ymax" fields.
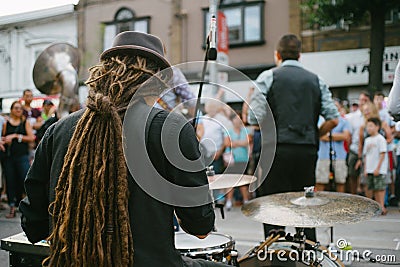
[
  {"xmin": 241, "ymin": 191, "xmax": 381, "ymax": 227},
  {"xmin": 208, "ymin": 174, "xmax": 256, "ymax": 190}
]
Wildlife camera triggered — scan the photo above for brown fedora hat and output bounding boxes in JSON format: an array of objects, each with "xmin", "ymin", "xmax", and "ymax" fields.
[{"xmin": 101, "ymin": 31, "xmax": 171, "ymax": 74}]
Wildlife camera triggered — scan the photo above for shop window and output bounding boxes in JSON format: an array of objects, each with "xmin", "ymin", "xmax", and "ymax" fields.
[{"xmin": 203, "ymin": 1, "xmax": 265, "ymax": 48}]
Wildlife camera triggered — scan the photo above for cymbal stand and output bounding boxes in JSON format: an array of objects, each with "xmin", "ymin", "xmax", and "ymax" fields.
[
  {"xmin": 206, "ymin": 163, "xmax": 238, "ymax": 265},
  {"xmin": 292, "ymin": 228, "xmax": 325, "ymax": 266},
  {"xmin": 293, "ymin": 228, "xmax": 307, "ymax": 251},
  {"xmin": 206, "ymin": 166, "xmax": 225, "ymax": 221}
]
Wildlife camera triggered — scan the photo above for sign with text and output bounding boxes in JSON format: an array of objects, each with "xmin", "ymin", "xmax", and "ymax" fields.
[{"xmin": 301, "ymin": 46, "xmax": 399, "ymax": 87}]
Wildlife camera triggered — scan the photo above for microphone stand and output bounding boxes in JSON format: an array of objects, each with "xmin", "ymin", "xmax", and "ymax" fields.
[
  {"xmin": 191, "ymin": 36, "xmax": 212, "ymax": 131},
  {"xmin": 192, "ymin": 0, "xmax": 224, "ymax": 223},
  {"xmin": 192, "ymin": 0, "xmax": 218, "ymax": 131}
]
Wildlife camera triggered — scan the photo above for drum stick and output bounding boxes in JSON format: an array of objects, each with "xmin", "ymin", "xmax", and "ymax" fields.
[
  {"xmin": 255, "ymin": 229, "xmax": 285, "ymax": 253},
  {"xmin": 238, "ymin": 233, "xmax": 275, "ymax": 262},
  {"xmin": 255, "ymin": 234, "xmax": 281, "ymax": 253}
]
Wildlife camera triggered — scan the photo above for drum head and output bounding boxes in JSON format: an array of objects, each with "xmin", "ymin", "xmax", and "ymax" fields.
[{"xmin": 175, "ymin": 232, "xmax": 232, "ymax": 251}]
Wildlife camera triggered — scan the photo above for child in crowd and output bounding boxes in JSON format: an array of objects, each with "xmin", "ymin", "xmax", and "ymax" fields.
[{"xmin": 363, "ymin": 117, "xmax": 388, "ymax": 215}]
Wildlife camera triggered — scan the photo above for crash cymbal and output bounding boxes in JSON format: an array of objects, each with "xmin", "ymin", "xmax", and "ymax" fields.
[
  {"xmin": 208, "ymin": 174, "xmax": 256, "ymax": 190},
  {"xmin": 241, "ymin": 191, "xmax": 381, "ymax": 227}
]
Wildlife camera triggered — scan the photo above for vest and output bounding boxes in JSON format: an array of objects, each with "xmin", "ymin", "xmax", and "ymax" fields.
[{"xmin": 267, "ymin": 65, "xmax": 321, "ymax": 146}]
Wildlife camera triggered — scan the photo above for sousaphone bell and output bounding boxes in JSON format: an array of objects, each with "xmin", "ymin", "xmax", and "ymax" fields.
[{"xmin": 33, "ymin": 43, "xmax": 80, "ymax": 118}]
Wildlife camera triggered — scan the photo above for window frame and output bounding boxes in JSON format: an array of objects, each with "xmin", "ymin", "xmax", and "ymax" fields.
[
  {"xmin": 103, "ymin": 7, "xmax": 151, "ymax": 50},
  {"xmin": 202, "ymin": 0, "xmax": 265, "ymax": 48},
  {"xmin": 385, "ymin": 8, "xmax": 400, "ymax": 24}
]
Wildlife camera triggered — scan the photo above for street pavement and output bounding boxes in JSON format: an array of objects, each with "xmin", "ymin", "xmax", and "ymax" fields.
[
  {"xmin": 1, "ymin": 202, "xmax": 399, "ymax": 266},
  {"xmin": 0, "ymin": 206, "xmax": 22, "ymax": 267}
]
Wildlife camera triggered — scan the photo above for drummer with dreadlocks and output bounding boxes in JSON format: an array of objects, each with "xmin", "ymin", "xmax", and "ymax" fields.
[{"xmin": 20, "ymin": 32, "xmax": 228, "ymax": 267}]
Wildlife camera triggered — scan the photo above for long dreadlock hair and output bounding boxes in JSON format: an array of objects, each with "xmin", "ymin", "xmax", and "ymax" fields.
[{"xmin": 45, "ymin": 55, "xmax": 166, "ymax": 266}]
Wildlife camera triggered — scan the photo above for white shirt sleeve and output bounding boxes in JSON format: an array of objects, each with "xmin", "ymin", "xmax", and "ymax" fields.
[
  {"xmin": 388, "ymin": 60, "xmax": 400, "ymax": 120},
  {"xmin": 248, "ymin": 70, "xmax": 272, "ymax": 125},
  {"xmin": 379, "ymin": 136, "xmax": 388, "ymax": 153}
]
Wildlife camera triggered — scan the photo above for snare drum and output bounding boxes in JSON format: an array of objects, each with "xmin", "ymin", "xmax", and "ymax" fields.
[
  {"xmin": 175, "ymin": 232, "xmax": 235, "ymax": 263},
  {"xmin": 239, "ymin": 239, "xmax": 344, "ymax": 267}
]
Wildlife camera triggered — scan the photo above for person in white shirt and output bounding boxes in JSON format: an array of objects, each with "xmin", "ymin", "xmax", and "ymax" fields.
[
  {"xmin": 200, "ymin": 100, "xmax": 226, "ymax": 174},
  {"xmin": 200, "ymin": 101, "xmax": 227, "ymax": 205},
  {"xmin": 388, "ymin": 60, "xmax": 400, "ymax": 121},
  {"xmin": 345, "ymin": 91, "xmax": 371, "ymax": 194},
  {"xmin": 363, "ymin": 117, "xmax": 388, "ymax": 215}
]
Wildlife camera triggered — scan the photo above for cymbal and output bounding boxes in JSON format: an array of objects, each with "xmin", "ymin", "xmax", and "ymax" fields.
[
  {"xmin": 208, "ymin": 174, "xmax": 256, "ymax": 190},
  {"xmin": 241, "ymin": 191, "xmax": 381, "ymax": 227}
]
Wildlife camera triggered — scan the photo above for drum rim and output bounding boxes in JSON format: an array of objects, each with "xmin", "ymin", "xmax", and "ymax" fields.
[{"xmin": 175, "ymin": 232, "xmax": 234, "ymax": 255}]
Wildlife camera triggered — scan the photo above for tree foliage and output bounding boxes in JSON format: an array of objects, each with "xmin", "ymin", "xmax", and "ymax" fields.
[
  {"xmin": 301, "ymin": 0, "xmax": 400, "ymax": 92},
  {"xmin": 302, "ymin": 0, "xmax": 399, "ymax": 28}
]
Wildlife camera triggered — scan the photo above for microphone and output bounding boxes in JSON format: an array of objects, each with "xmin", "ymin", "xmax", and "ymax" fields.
[{"xmin": 207, "ymin": 15, "xmax": 217, "ymax": 60}]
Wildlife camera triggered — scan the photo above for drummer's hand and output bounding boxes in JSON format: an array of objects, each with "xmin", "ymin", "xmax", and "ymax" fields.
[{"xmin": 180, "ymin": 223, "xmax": 209, "ymax": 239}]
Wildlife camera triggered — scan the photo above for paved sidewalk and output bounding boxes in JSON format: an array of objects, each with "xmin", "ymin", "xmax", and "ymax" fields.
[{"xmin": 0, "ymin": 205, "xmax": 23, "ymax": 267}]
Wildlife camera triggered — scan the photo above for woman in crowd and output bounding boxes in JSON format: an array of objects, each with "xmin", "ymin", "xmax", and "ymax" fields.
[
  {"xmin": 223, "ymin": 113, "xmax": 250, "ymax": 210},
  {"xmin": 2, "ymin": 101, "xmax": 35, "ymax": 218}
]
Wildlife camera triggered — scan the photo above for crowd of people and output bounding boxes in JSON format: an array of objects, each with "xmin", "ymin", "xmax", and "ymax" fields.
[
  {"xmin": 0, "ymin": 89, "xmax": 57, "ymax": 218},
  {"xmin": 199, "ymin": 86, "xmax": 400, "ymax": 218},
  {"xmin": 342, "ymin": 91, "xmax": 399, "ymax": 215}
]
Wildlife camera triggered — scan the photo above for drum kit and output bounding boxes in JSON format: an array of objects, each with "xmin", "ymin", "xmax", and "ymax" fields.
[
  {"xmin": 1, "ymin": 173, "xmax": 381, "ymax": 267},
  {"xmin": 174, "ymin": 173, "xmax": 382, "ymax": 267}
]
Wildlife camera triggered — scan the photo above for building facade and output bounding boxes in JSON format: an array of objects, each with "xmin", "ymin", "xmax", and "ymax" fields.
[
  {"xmin": 0, "ymin": 4, "xmax": 78, "ymax": 111},
  {"xmin": 2, "ymin": 0, "xmax": 397, "ymax": 108},
  {"xmin": 293, "ymin": 0, "xmax": 400, "ymax": 102},
  {"xmin": 75, "ymin": 0, "xmax": 293, "ymax": 105}
]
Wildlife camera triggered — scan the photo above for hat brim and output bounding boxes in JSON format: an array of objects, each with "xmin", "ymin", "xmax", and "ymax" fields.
[{"xmin": 100, "ymin": 45, "xmax": 172, "ymax": 78}]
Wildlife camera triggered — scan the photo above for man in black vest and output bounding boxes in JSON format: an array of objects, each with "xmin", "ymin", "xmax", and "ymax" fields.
[{"xmin": 248, "ymin": 34, "xmax": 339, "ymax": 241}]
